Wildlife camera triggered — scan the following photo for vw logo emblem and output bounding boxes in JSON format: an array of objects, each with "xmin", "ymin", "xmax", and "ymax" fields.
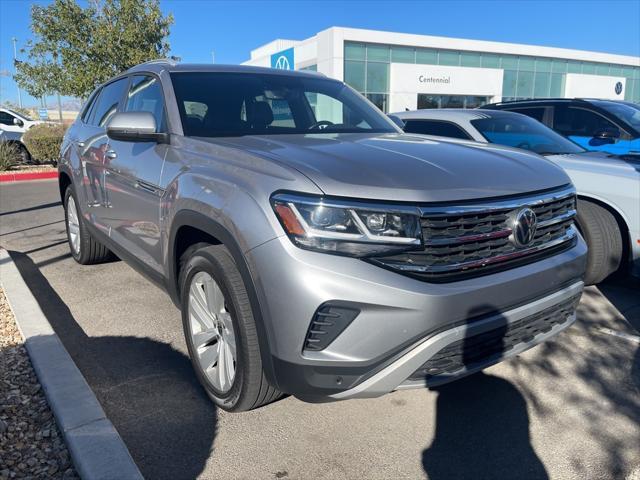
[
  {"xmin": 275, "ymin": 55, "xmax": 290, "ymax": 70},
  {"xmin": 615, "ymin": 82, "xmax": 623, "ymax": 95},
  {"xmin": 511, "ymin": 208, "xmax": 537, "ymax": 247}
]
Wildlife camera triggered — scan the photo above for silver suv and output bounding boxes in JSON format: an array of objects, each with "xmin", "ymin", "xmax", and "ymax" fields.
[{"xmin": 59, "ymin": 62, "xmax": 587, "ymax": 412}]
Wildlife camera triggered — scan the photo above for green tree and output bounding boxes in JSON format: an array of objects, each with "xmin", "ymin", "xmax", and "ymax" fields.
[{"xmin": 14, "ymin": 0, "xmax": 173, "ymax": 100}]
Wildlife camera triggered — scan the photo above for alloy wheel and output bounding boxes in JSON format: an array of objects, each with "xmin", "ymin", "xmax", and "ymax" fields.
[{"xmin": 188, "ymin": 271, "xmax": 237, "ymax": 393}]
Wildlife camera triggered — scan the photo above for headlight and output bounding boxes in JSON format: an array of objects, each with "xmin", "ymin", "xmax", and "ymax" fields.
[{"xmin": 271, "ymin": 193, "xmax": 423, "ymax": 256}]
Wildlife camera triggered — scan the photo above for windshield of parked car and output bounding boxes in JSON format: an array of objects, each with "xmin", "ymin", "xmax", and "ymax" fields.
[
  {"xmin": 170, "ymin": 72, "xmax": 397, "ymax": 137},
  {"xmin": 592, "ymin": 100, "xmax": 640, "ymax": 131},
  {"xmin": 471, "ymin": 113, "xmax": 585, "ymax": 155}
]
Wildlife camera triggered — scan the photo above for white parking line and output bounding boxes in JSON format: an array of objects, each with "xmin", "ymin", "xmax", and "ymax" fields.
[{"xmin": 597, "ymin": 327, "xmax": 640, "ymax": 345}]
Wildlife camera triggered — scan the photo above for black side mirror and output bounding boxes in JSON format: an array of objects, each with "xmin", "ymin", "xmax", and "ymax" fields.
[
  {"xmin": 387, "ymin": 114, "xmax": 405, "ymax": 130},
  {"xmin": 593, "ymin": 127, "xmax": 620, "ymax": 140},
  {"xmin": 13, "ymin": 117, "xmax": 24, "ymax": 127}
]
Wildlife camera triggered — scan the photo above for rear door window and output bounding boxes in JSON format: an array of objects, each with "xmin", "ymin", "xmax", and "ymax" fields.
[{"xmin": 403, "ymin": 119, "xmax": 471, "ymax": 139}]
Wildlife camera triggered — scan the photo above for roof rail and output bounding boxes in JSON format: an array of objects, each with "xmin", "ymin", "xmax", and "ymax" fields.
[
  {"xmin": 486, "ymin": 97, "xmax": 589, "ymax": 106},
  {"xmin": 127, "ymin": 58, "xmax": 178, "ymax": 70}
]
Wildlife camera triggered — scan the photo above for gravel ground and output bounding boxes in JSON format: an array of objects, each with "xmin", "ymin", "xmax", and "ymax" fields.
[{"xmin": 0, "ymin": 288, "xmax": 77, "ymax": 480}]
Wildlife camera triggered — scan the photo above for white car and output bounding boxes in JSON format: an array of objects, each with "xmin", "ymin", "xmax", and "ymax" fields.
[
  {"xmin": 0, "ymin": 107, "xmax": 44, "ymax": 162},
  {"xmin": 393, "ymin": 108, "xmax": 640, "ymax": 285}
]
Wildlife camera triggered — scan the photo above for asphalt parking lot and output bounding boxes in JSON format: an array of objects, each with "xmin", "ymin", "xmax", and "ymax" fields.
[{"xmin": 1, "ymin": 179, "xmax": 639, "ymax": 480}]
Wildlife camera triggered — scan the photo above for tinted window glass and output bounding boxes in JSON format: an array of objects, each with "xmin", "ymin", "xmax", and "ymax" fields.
[
  {"xmin": 125, "ymin": 75, "xmax": 166, "ymax": 131},
  {"xmin": 554, "ymin": 107, "xmax": 617, "ymax": 137},
  {"xmin": 90, "ymin": 78, "xmax": 128, "ymax": 127},
  {"xmin": 591, "ymin": 100, "xmax": 640, "ymax": 130},
  {"xmin": 81, "ymin": 91, "xmax": 100, "ymax": 123},
  {"xmin": 170, "ymin": 72, "xmax": 395, "ymax": 137},
  {"xmin": 403, "ymin": 120, "xmax": 471, "ymax": 139},
  {"xmin": 471, "ymin": 114, "xmax": 584, "ymax": 155},
  {"xmin": 0, "ymin": 111, "xmax": 16, "ymax": 125},
  {"xmin": 510, "ymin": 107, "xmax": 546, "ymax": 122}
]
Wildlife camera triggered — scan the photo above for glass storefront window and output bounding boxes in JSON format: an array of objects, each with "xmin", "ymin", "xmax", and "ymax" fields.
[
  {"xmin": 416, "ymin": 48, "xmax": 438, "ymax": 64},
  {"xmin": 460, "ymin": 52, "xmax": 481, "ymax": 67},
  {"xmin": 391, "ymin": 46, "xmax": 415, "ymax": 63},
  {"xmin": 501, "ymin": 56, "xmax": 518, "ymax": 69},
  {"xmin": 438, "ymin": 51, "xmax": 459, "ymax": 66},
  {"xmin": 567, "ymin": 61, "xmax": 582, "ymax": 73},
  {"xmin": 366, "ymin": 62, "xmax": 389, "ymax": 93},
  {"xmin": 595, "ymin": 64, "xmax": 610, "ymax": 75},
  {"xmin": 550, "ymin": 73, "xmax": 564, "ymax": 97},
  {"xmin": 367, "ymin": 44, "xmax": 390, "ymax": 62},
  {"xmin": 344, "ymin": 61, "xmax": 365, "ymax": 91},
  {"xmin": 365, "ymin": 93, "xmax": 388, "ymax": 112},
  {"xmin": 345, "ymin": 42, "xmax": 366, "ymax": 60},
  {"xmin": 582, "ymin": 63, "xmax": 596, "ymax": 74},
  {"xmin": 516, "ymin": 71, "xmax": 534, "ymax": 98},
  {"xmin": 503, "ymin": 70, "xmax": 517, "ymax": 97},
  {"xmin": 533, "ymin": 72, "xmax": 551, "ymax": 97},
  {"xmin": 481, "ymin": 54, "xmax": 500, "ymax": 68},
  {"xmin": 551, "ymin": 59, "xmax": 567, "ymax": 73},
  {"xmin": 609, "ymin": 65, "xmax": 623, "ymax": 76},
  {"xmin": 519, "ymin": 57, "xmax": 536, "ymax": 71},
  {"xmin": 535, "ymin": 58, "xmax": 552, "ymax": 73}
]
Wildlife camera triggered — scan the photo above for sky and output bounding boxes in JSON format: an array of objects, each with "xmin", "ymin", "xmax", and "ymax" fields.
[{"xmin": 1, "ymin": 0, "xmax": 639, "ymax": 108}]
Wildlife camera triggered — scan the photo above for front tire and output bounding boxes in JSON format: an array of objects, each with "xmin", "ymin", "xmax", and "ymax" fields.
[
  {"xmin": 179, "ymin": 244, "xmax": 281, "ymax": 412},
  {"xmin": 64, "ymin": 186, "xmax": 112, "ymax": 264},
  {"xmin": 576, "ymin": 199, "xmax": 623, "ymax": 285}
]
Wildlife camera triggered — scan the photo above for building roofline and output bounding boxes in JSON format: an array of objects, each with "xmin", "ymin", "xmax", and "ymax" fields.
[{"xmin": 320, "ymin": 26, "xmax": 640, "ymax": 67}]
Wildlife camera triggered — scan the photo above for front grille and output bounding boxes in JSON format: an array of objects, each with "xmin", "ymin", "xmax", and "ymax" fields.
[
  {"xmin": 373, "ymin": 185, "xmax": 577, "ymax": 282},
  {"xmin": 407, "ymin": 293, "xmax": 581, "ymax": 381}
]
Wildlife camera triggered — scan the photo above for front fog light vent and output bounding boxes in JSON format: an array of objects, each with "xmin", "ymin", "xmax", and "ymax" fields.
[{"xmin": 303, "ymin": 304, "xmax": 360, "ymax": 352}]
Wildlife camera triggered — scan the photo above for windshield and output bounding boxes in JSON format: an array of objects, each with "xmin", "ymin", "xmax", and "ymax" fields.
[
  {"xmin": 170, "ymin": 72, "xmax": 397, "ymax": 137},
  {"xmin": 471, "ymin": 114, "xmax": 585, "ymax": 155},
  {"xmin": 592, "ymin": 100, "xmax": 640, "ymax": 130}
]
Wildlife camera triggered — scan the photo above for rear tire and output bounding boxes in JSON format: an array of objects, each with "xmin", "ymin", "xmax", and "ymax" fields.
[
  {"xmin": 179, "ymin": 244, "xmax": 281, "ymax": 412},
  {"xmin": 576, "ymin": 199, "xmax": 623, "ymax": 285},
  {"xmin": 64, "ymin": 186, "xmax": 112, "ymax": 265}
]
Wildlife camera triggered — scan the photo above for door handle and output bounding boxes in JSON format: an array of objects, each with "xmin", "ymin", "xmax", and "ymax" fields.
[{"xmin": 105, "ymin": 150, "xmax": 117, "ymax": 159}]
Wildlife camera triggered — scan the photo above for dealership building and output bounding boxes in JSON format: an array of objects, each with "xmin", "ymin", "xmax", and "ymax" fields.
[{"xmin": 243, "ymin": 27, "xmax": 640, "ymax": 112}]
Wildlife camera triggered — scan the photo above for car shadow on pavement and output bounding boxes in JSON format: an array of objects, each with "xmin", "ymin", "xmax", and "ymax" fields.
[
  {"xmin": 422, "ymin": 309, "xmax": 549, "ymax": 480},
  {"xmin": 8, "ymin": 250, "xmax": 217, "ymax": 480}
]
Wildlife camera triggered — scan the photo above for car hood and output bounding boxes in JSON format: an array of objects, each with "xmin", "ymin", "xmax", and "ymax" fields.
[
  {"xmin": 210, "ymin": 133, "xmax": 571, "ymax": 202},
  {"xmin": 545, "ymin": 151, "xmax": 640, "ymax": 177}
]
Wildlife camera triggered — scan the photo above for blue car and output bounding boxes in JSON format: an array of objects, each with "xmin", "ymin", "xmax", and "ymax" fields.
[{"xmin": 483, "ymin": 98, "xmax": 640, "ymax": 156}]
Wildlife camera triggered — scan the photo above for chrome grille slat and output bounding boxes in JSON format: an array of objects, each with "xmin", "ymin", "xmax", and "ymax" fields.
[{"xmin": 374, "ymin": 186, "xmax": 577, "ymax": 281}]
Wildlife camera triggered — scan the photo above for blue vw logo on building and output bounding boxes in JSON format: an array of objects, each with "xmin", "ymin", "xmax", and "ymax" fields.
[
  {"xmin": 271, "ymin": 48, "xmax": 294, "ymax": 70},
  {"xmin": 614, "ymin": 82, "xmax": 623, "ymax": 95}
]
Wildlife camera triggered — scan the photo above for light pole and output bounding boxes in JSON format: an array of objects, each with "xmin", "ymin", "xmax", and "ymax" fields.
[{"xmin": 11, "ymin": 37, "xmax": 23, "ymax": 108}]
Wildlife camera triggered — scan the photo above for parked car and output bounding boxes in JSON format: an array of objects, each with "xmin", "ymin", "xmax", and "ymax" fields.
[
  {"xmin": 395, "ymin": 108, "xmax": 640, "ymax": 284},
  {"xmin": 482, "ymin": 98, "xmax": 640, "ymax": 156},
  {"xmin": 0, "ymin": 107, "xmax": 43, "ymax": 162},
  {"xmin": 59, "ymin": 62, "xmax": 586, "ymax": 411}
]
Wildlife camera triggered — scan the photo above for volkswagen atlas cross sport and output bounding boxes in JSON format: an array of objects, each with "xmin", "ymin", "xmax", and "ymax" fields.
[{"xmin": 59, "ymin": 61, "xmax": 587, "ymax": 412}]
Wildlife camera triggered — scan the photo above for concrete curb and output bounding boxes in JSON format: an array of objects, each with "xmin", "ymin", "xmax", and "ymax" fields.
[
  {"xmin": 0, "ymin": 249, "xmax": 144, "ymax": 480},
  {"xmin": 0, "ymin": 171, "xmax": 59, "ymax": 183}
]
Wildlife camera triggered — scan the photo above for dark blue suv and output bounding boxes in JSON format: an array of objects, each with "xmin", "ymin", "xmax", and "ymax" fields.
[{"xmin": 483, "ymin": 98, "xmax": 640, "ymax": 156}]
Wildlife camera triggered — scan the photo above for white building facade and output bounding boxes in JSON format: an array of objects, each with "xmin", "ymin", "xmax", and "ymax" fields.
[{"xmin": 243, "ymin": 27, "xmax": 640, "ymax": 112}]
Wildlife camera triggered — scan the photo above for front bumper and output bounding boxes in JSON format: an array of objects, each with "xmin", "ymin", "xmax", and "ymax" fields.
[{"xmin": 246, "ymin": 235, "xmax": 587, "ymax": 399}]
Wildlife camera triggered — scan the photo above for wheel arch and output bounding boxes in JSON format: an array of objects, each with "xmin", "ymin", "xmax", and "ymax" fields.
[{"xmin": 58, "ymin": 169, "xmax": 72, "ymax": 204}]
